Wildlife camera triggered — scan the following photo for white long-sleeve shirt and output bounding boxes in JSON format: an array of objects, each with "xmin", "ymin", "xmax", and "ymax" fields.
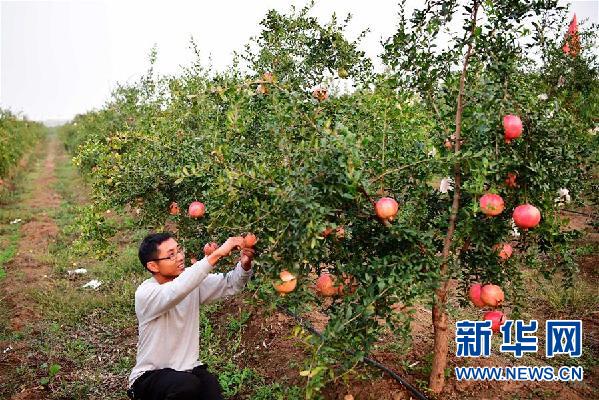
[{"xmin": 128, "ymin": 257, "xmax": 253, "ymax": 387}]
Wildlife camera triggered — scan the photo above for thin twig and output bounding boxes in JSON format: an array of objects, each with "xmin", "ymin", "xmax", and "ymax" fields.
[
  {"xmin": 358, "ymin": 185, "xmax": 376, "ymax": 206},
  {"xmin": 369, "ymin": 158, "xmax": 436, "ymax": 184},
  {"xmin": 428, "ymin": 94, "xmax": 452, "ymax": 137}
]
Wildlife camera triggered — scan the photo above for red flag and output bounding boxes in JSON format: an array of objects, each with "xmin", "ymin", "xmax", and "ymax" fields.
[{"xmin": 562, "ymin": 14, "xmax": 580, "ymax": 57}]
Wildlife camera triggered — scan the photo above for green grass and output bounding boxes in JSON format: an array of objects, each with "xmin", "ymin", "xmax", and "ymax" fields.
[
  {"xmin": 0, "ymin": 228, "xmax": 18, "ymax": 280},
  {"xmin": 0, "ymin": 139, "xmax": 46, "ymax": 280},
  {"xmin": 197, "ymin": 303, "xmax": 304, "ymax": 399},
  {"xmin": 533, "ymin": 273, "xmax": 599, "ymax": 318},
  {"xmin": 0, "ymin": 137, "xmax": 55, "ymax": 397}
]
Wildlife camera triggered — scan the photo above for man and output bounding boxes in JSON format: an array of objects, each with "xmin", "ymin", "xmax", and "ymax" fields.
[{"xmin": 127, "ymin": 232, "xmax": 254, "ymax": 400}]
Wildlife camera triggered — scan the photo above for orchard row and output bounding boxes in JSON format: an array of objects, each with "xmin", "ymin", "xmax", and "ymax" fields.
[
  {"xmin": 0, "ymin": 110, "xmax": 45, "ymax": 185},
  {"xmin": 58, "ymin": 3, "xmax": 597, "ymax": 396}
]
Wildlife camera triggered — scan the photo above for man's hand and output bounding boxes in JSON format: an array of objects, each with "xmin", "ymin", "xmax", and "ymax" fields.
[
  {"xmin": 207, "ymin": 236, "xmax": 244, "ymax": 266},
  {"xmin": 239, "ymin": 247, "xmax": 255, "ymax": 271}
]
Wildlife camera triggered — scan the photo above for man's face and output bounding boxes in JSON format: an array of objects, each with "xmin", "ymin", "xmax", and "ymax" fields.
[{"xmin": 147, "ymin": 238, "xmax": 185, "ymax": 283}]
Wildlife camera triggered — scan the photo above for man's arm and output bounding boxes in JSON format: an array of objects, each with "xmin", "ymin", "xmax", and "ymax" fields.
[
  {"xmin": 198, "ymin": 247, "xmax": 254, "ymax": 304},
  {"xmin": 136, "ymin": 237, "xmax": 244, "ymax": 322},
  {"xmin": 198, "ymin": 263, "xmax": 253, "ymax": 304}
]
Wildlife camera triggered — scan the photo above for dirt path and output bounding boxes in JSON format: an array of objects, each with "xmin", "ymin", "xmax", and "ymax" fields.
[
  {"xmin": 11, "ymin": 137, "xmax": 61, "ymax": 329},
  {"xmin": 0, "ymin": 134, "xmax": 64, "ymax": 398}
]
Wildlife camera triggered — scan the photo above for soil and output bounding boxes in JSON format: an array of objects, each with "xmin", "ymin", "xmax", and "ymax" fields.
[{"xmin": 0, "ymin": 136, "xmax": 63, "ymax": 399}]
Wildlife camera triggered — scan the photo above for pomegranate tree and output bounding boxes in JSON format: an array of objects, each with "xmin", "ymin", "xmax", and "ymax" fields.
[
  {"xmin": 382, "ymin": 1, "xmax": 594, "ymax": 393},
  {"xmin": 61, "ymin": 1, "xmax": 596, "ymax": 397}
]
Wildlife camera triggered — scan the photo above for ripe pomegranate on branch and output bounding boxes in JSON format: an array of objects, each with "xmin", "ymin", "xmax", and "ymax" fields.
[
  {"xmin": 274, "ymin": 270, "xmax": 297, "ymax": 295},
  {"xmin": 375, "ymin": 197, "xmax": 399, "ymax": 223},
  {"xmin": 480, "ymin": 193, "xmax": 504, "ymax": 216},
  {"xmin": 316, "ymin": 273, "xmax": 341, "ymax": 297},
  {"xmin": 188, "ymin": 201, "xmax": 205, "ymax": 218},
  {"xmin": 503, "ymin": 114, "xmax": 523, "ymax": 143}
]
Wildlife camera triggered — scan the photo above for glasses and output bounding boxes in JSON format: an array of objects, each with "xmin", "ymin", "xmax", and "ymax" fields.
[{"xmin": 151, "ymin": 246, "xmax": 185, "ymax": 262}]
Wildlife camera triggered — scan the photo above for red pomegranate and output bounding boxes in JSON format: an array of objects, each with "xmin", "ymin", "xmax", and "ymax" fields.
[
  {"xmin": 312, "ymin": 87, "xmax": 328, "ymax": 102},
  {"xmin": 483, "ymin": 311, "xmax": 506, "ymax": 333},
  {"xmin": 274, "ymin": 270, "xmax": 297, "ymax": 295},
  {"xmin": 316, "ymin": 273, "xmax": 339, "ymax": 297},
  {"xmin": 203, "ymin": 242, "xmax": 219, "ymax": 256},
  {"xmin": 479, "ymin": 194, "xmax": 505, "ymax": 216},
  {"xmin": 469, "ymin": 283, "xmax": 486, "ymax": 308},
  {"xmin": 493, "ymin": 243, "xmax": 513, "ymax": 260},
  {"xmin": 513, "ymin": 204, "xmax": 541, "ymax": 229},
  {"xmin": 503, "ymin": 115, "xmax": 523, "ymax": 143},
  {"xmin": 375, "ymin": 197, "xmax": 399, "ymax": 221},
  {"xmin": 505, "ymin": 172, "xmax": 518, "ymax": 188},
  {"xmin": 188, "ymin": 201, "xmax": 206, "ymax": 218},
  {"xmin": 169, "ymin": 202, "xmax": 180, "ymax": 216},
  {"xmin": 480, "ymin": 284, "xmax": 505, "ymax": 307},
  {"xmin": 243, "ymin": 233, "xmax": 257, "ymax": 248}
]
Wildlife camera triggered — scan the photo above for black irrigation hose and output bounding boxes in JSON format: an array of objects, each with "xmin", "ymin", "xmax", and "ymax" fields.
[{"xmin": 277, "ymin": 305, "xmax": 431, "ymax": 400}]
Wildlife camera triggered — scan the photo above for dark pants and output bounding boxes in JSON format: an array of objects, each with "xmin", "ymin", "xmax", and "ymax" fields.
[{"xmin": 128, "ymin": 365, "xmax": 224, "ymax": 400}]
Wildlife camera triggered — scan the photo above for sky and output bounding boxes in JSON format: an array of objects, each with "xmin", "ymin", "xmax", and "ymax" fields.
[{"xmin": 0, "ymin": 0, "xmax": 597, "ymax": 122}]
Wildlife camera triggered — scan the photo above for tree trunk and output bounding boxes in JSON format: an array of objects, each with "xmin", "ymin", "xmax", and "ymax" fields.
[
  {"xmin": 428, "ymin": 0, "xmax": 479, "ymax": 394},
  {"xmin": 430, "ymin": 293, "xmax": 450, "ymax": 393}
]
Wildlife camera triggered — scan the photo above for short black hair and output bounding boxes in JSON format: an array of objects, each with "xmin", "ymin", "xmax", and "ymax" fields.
[{"xmin": 138, "ymin": 232, "xmax": 174, "ymax": 273}]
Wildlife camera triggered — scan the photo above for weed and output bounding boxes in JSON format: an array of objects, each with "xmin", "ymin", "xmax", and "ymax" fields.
[
  {"xmin": 251, "ymin": 382, "xmax": 303, "ymax": 400},
  {"xmin": 226, "ymin": 310, "xmax": 252, "ymax": 338},
  {"xmin": 540, "ymin": 276, "xmax": 599, "ymax": 317},
  {"xmin": 39, "ymin": 363, "xmax": 61, "ymax": 386}
]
